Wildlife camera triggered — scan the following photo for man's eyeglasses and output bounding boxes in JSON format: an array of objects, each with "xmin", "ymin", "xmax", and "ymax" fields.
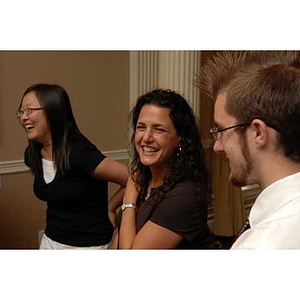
[
  {"xmin": 210, "ymin": 122, "xmax": 250, "ymax": 140},
  {"xmin": 17, "ymin": 107, "xmax": 44, "ymax": 118}
]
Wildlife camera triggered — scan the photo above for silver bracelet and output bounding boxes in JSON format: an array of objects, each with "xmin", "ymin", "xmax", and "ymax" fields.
[{"xmin": 121, "ymin": 202, "xmax": 136, "ymax": 211}]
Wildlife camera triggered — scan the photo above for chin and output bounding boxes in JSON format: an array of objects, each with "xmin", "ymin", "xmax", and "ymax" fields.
[
  {"xmin": 140, "ymin": 158, "xmax": 154, "ymax": 167},
  {"xmin": 28, "ymin": 136, "xmax": 38, "ymax": 142},
  {"xmin": 229, "ymin": 174, "xmax": 247, "ymax": 188}
]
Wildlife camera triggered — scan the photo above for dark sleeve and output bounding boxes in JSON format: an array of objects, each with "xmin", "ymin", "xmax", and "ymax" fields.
[
  {"xmin": 69, "ymin": 139, "xmax": 106, "ymax": 174},
  {"xmin": 150, "ymin": 181, "xmax": 207, "ymax": 243}
]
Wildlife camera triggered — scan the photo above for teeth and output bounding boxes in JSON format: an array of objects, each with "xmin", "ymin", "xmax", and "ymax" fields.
[
  {"xmin": 142, "ymin": 146, "xmax": 158, "ymax": 152},
  {"xmin": 25, "ymin": 125, "xmax": 34, "ymax": 130}
]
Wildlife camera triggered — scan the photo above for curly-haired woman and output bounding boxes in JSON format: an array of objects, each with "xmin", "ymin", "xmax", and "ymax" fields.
[{"xmin": 113, "ymin": 89, "xmax": 216, "ymax": 249}]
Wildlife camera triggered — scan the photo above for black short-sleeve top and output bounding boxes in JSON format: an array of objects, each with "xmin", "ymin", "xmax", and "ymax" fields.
[{"xmin": 25, "ymin": 137, "xmax": 113, "ymax": 247}]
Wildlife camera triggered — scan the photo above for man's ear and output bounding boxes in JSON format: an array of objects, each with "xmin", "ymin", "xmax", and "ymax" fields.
[{"xmin": 250, "ymin": 119, "xmax": 269, "ymax": 146}]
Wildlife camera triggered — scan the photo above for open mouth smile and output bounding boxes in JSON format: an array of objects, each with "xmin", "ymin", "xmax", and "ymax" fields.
[
  {"xmin": 24, "ymin": 124, "xmax": 34, "ymax": 131},
  {"xmin": 141, "ymin": 146, "xmax": 159, "ymax": 153}
]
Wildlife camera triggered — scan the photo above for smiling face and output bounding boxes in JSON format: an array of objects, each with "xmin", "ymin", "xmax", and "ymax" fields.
[
  {"xmin": 19, "ymin": 91, "xmax": 52, "ymax": 146},
  {"xmin": 213, "ymin": 93, "xmax": 255, "ymax": 187},
  {"xmin": 135, "ymin": 104, "xmax": 181, "ymax": 176}
]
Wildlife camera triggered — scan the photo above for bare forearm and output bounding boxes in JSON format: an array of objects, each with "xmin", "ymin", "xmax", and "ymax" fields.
[
  {"xmin": 118, "ymin": 175, "xmax": 139, "ymax": 249},
  {"xmin": 119, "ymin": 208, "xmax": 137, "ymax": 249}
]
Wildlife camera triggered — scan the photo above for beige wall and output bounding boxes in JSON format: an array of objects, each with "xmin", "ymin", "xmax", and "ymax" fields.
[
  {"xmin": 0, "ymin": 172, "xmax": 46, "ymax": 249},
  {"xmin": 0, "ymin": 51, "xmax": 130, "ymax": 248},
  {"xmin": 0, "ymin": 51, "xmax": 130, "ymax": 160},
  {"xmin": 0, "ymin": 50, "xmax": 215, "ymax": 249}
]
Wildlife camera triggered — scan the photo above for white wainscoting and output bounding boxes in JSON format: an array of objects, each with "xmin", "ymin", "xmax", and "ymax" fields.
[{"xmin": 0, "ymin": 149, "xmax": 129, "ymax": 175}]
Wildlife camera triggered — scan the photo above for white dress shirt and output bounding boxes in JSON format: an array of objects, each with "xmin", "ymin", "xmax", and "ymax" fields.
[{"xmin": 231, "ymin": 172, "xmax": 300, "ymax": 249}]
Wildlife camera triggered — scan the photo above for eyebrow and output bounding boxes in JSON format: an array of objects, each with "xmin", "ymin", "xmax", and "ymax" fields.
[{"xmin": 137, "ymin": 121, "xmax": 166, "ymax": 127}]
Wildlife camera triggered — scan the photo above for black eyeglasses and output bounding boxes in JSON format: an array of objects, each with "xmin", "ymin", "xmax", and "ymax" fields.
[
  {"xmin": 210, "ymin": 122, "xmax": 250, "ymax": 140},
  {"xmin": 17, "ymin": 107, "xmax": 44, "ymax": 118}
]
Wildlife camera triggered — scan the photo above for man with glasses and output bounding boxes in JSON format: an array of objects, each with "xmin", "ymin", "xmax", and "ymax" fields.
[{"xmin": 199, "ymin": 51, "xmax": 300, "ymax": 249}]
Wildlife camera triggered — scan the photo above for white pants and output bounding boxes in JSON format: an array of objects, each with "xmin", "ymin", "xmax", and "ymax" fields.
[{"xmin": 39, "ymin": 233, "xmax": 110, "ymax": 250}]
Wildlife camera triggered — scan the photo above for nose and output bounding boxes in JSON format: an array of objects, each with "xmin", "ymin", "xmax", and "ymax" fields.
[
  {"xmin": 18, "ymin": 112, "xmax": 28, "ymax": 122},
  {"xmin": 213, "ymin": 139, "xmax": 224, "ymax": 154},
  {"xmin": 19, "ymin": 113, "xmax": 29, "ymax": 122},
  {"xmin": 143, "ymin": 129, "xmax": 154, "ymax": 142}
]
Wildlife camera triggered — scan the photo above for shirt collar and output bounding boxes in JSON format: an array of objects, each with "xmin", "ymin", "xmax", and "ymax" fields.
[{"xmin": 250, "ymin": 172, "xmax": 300, "ymax": 227}]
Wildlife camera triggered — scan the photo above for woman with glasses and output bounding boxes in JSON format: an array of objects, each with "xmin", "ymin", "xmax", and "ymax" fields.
[
  {"xmin": 112, "ymin": 89, "xmax": 219, "ymax": 249},
  {"xmin": 17, "ymin": 83, "xmax": 128, "ymax": 249}
]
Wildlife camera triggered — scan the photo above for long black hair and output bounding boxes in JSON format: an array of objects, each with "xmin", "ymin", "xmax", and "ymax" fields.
[
  {"xmin": 129, "ymin": 89, "xmax": 212, "ymax": 205},
  {"xmin": 19, "ymin": 83, "xmax": 84, "ymax": 177}
]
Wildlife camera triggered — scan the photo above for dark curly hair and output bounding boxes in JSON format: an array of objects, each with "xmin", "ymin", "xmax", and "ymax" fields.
[{"xmin": 129, "ymin": 89, "xmax": 212, "ymax": 206}]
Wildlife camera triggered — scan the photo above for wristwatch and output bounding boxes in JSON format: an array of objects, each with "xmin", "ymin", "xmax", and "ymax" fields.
[{"xmin": 121, "ymin": 202, "xmax": 136, "ymax": 211}]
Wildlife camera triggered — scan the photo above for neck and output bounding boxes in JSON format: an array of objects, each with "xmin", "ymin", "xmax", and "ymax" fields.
[
  {"xmin": 149, "ymin": 167, "xmax": 168, "ymax": 188},
  {"xmin": 42, "ymin": 143, "xmax": 53, "ymax": 161},
  {"xmin": 258, "ymin": 156, "xmax": 300, "ymax": 189}
]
